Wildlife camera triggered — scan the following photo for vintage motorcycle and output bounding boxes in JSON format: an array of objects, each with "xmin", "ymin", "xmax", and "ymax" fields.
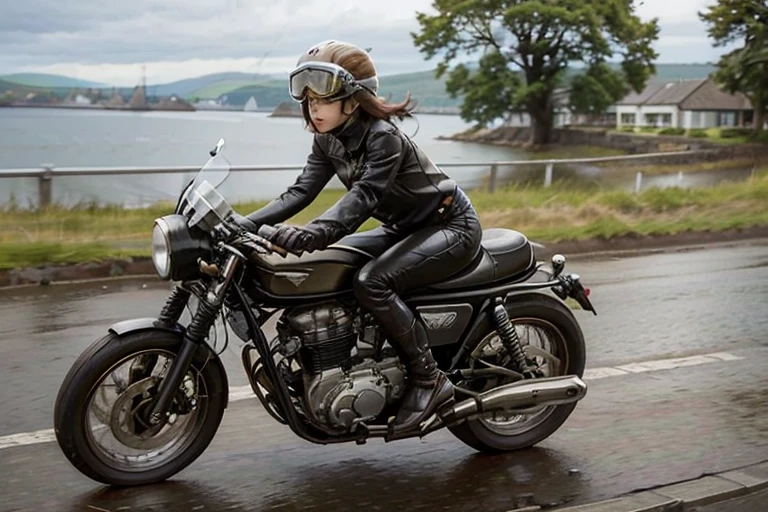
[{"xmin": 54, "ymin": 139, "xmax": 596, "ymax": 486}]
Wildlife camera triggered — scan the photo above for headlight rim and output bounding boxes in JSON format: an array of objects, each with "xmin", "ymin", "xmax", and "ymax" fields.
[{"xmin": 152, "ymin": 218, "xmax": 172, "ymax": 280}]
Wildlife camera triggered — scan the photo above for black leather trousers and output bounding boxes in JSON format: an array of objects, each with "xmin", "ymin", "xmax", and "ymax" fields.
[{"xmin": 350, "ymin": 188, "xmax": 482, "ymax": 342}]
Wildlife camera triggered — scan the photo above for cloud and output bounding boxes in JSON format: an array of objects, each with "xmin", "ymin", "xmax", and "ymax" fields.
[
  {"xmin": 0, "ymin": 0, "xmax": 438, "ymax": 84},
  {"xmin": 0, "ymin": 0, "xmax": 738, "ymax": 85}
]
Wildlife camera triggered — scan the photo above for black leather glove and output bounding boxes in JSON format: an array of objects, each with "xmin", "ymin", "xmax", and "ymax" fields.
[
  {"xmin": 228, "ymin": 212, "xmax": 258, "ymax": 232},
  {"xmin": 269, "ymin": 225, "xmax": 319, "ymax": 253}
]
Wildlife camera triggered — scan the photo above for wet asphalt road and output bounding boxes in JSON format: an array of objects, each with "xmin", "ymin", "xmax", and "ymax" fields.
[{"xmin": 1, "ymin": 242, "xmax": 768, "ymax": 511}]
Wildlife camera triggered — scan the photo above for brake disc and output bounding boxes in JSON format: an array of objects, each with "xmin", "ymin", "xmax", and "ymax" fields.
[{"xmin": 108, "ymin": 377, "xmax": 188, "ymax": 450}]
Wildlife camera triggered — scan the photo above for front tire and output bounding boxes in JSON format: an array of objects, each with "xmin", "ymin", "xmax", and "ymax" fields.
[
  {"xmin": 54, "ymin": 330, "xmax": 227, "ymax": 486},
  {"xmin": 448, "ymin": 293, "xmax": 586, "ymax": 453}
]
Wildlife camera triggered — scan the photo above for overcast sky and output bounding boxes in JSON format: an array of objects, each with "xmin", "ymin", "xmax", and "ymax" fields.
[{"xmin": 1, "ymin": 0, "xmax": 734, "ymax": 86}]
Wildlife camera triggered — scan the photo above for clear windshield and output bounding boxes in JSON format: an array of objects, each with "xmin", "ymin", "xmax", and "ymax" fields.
[
  {"xmin": 176, "ymin": 139, "xmax": 234, "ymax": 232},
  {"xmin": 190, "ymin": 151, "xmax": 231, "ymax": 194}
]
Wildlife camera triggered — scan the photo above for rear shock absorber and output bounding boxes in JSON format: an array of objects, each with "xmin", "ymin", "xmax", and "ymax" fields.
[{"xmin": 492, "ymin": 298, "xmax": 533, "ymax": 377}]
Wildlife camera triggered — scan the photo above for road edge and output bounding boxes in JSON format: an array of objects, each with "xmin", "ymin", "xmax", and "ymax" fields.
[{"xmin": 538, "ymin": 459, "xmax": 768, "ymax": 512}]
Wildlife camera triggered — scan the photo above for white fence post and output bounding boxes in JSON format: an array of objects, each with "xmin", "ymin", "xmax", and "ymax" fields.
[
  {"xmin": 488, "ymin": 164, "xmax": 498, "ymax": 193},
  {"xmin": 39, "ymin": 166, "xmax": 54, "ymax": 208},
  {"xmin": 544, "ymin": 162, "xmax": 554, "ymax": 187},
  {"xmin": 634, "ymin": 171, "xmax": 643, "ymax": 194}
]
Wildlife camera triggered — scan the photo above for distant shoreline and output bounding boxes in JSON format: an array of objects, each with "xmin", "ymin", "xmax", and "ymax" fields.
[
  {"xmin": 0, "ymin": 102, "xmax": 462, "ymax": 117},
  {"xmin": 0, "ymin": 102, "xmax": 194, "ymax": 113}
]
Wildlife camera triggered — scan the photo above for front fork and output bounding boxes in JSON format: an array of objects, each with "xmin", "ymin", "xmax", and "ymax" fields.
[{"xmin": 148, "ymin": 250, "xmax": 244, "ymax": 425}]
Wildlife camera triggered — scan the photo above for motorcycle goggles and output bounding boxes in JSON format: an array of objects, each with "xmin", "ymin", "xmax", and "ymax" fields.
[{"xmin": 289, "ymin": 61, "xmax": 378, "ymax": 102}]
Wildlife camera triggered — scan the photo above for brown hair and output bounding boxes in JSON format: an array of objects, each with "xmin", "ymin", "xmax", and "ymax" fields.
[{"xmin": 298, "ymin": 41, "xmax": 416, "ymax": 126}]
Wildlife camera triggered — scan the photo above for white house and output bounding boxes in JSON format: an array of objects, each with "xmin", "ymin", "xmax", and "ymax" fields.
[
  {"xmin": 504, "ymin": 88, "xmax": 615, "ymax": 128},
  {"xmin": 616, "ymin": 78, "xmax": 753, "ymax": 129}
]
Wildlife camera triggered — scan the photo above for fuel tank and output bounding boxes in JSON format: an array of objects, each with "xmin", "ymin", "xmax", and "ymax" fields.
[{"xmin": 249, "ymin": 244, "xmax": 371, "ymax": 296}]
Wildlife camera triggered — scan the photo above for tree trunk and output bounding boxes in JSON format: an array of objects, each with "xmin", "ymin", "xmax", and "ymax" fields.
[
  {"xmin": 754, "ymin": 105, "xmax": 765, "ymax": 134},
  {"xmin": 529, "ymin": 106, "xmax": 553, "ymax": 145}
]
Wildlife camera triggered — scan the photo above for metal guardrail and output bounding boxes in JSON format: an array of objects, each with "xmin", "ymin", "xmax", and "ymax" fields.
[{"xmin": 0, "ymin": 150, "xmax": 701, "ymax": 207}]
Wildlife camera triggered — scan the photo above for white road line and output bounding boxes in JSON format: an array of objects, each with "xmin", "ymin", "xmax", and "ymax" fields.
[
  {"xmin": 0, "ymin": 351, "xmax": 744, "ymax": 452},
  {"xmin": 583, "ymin": 351, "xmax": 743, "ymax": 380}
]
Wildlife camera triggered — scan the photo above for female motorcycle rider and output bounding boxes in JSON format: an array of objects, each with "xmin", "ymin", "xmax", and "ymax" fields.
[{"xmin": 234, "ymin": 40, "xmax": 483, "ymax": 436}]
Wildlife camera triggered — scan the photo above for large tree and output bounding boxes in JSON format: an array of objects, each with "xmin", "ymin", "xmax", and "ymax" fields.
[
  {"xmin": 700, "ymin": 0, "xmax": 768, "ymax": 134},
  {"xmin": 411, "ymin": 0, "xmax": 659, "ymax": 144}
]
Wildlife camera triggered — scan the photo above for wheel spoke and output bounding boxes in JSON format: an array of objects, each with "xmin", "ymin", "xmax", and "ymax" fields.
[
  {"xmin": 466, "ymin": 317, "xmax": 568, "ymax": 436},
  {"xmin": 524, "ymin": 345, "xmax": 561, "ymax": 374},
  {"xmin": 84, "ymin": 349, "xmax": 207, "ymax": 472}
]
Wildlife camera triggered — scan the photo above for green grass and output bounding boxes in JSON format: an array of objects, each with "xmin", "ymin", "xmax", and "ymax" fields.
[{"xmin": 2, "ymin": 170, "xmax": 768, "ymax": 269}]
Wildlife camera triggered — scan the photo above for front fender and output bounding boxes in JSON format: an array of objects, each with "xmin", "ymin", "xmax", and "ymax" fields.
[
  {"xmin": 109, "ymin": 317, "xmax": 185, "ymax": 337},
  {"xmin": 107, "ymin": 317, "xmax": 229, "ymax": 409}
]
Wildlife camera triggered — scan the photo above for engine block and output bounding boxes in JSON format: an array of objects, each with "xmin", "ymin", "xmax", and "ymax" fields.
[
  {"xmin": 277, "ymin": 301, "xmax": 357, "ymax": 374},
  {"xmin": 276, "ymin": 300, "xmax": 406, "ymax": 431},
  {"xmin": 305, "ymin": 358, "xmax": 406, "ymax": 431}
]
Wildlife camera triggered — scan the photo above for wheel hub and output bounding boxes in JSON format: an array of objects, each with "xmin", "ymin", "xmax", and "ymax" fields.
[{"xmin": 109, "ymin": 377, "xmax": 184, "ymax": 450}]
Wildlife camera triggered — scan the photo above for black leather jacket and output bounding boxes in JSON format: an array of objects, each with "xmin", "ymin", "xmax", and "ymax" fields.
[{"xmin": 246, "ymin": 114, "xmax": 463, "ymax": 247}]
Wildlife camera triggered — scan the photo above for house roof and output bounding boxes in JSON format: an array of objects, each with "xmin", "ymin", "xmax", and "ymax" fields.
[
  {"xmin": 618, "ymin": 79, "xmax": 706, "ymax": 106},
  {"xmin": 647, "ymin": 79, "xmax": 707, "ymax": 105},
  {"xmin": 679, "ymin": 78, "xmax": 752, "ymax": 110},
  {"xmin": 617, "ymin": 77, "xmax": 752, "ymax": 110},
  {"xmin": 619, "ymin": 81, "xmax": 667, "ymax": 105}
]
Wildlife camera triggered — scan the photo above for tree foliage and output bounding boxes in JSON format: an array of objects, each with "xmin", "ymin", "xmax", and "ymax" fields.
[
  {"xmin": 700, "ymin": 0, "xmax": 768, "ymax": 133},
  {"xmin": 411, "ymin": 0, "xmax": 659, "ymax": 144},
  {"xmin": 444, "ymin": 50, "xmax": 523, "ymax": 126},
  {"xmin": 568, "ymin": 63, "xmax": 629, "ymax": 119}
]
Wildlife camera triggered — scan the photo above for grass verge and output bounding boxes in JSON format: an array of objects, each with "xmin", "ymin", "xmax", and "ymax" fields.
[{"xmin": 2, "ymin": 169, "xmax": 768, "ymax": 270}]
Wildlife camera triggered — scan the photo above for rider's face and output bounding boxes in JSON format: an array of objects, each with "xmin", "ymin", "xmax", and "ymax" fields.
[{"xmin": 307, "ymin": 94, "xmax": 354, "ymax": 133}]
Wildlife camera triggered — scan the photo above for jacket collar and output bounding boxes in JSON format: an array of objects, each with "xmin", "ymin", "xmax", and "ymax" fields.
[{"xmin": 330, "ymin": 112, "xmax": 374, "ymax": 153}]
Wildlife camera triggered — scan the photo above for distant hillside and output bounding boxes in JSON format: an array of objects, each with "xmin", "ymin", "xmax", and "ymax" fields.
[
  {"xmin": 0, "ymin": 73, "xmax": 107, "ymax": 89},
  {"xmin": 0, "ymin": 63, "xmax": 718, "ymax": 109},
  {"xmin": 215, "ymin": 64, "xmax": 717, "ymax": 109},
  {"xmin": 149, "ymin": 72, "xmax": 277, "ymax": 97},
  {"xmin": 0, "ymin": 79, "xmax": 57, "ymax": 96},
  {"xmin": 203, "ymin": 70, "xmax": 455, "ymax": 108},
  {"xmin": 187, "ymin": 78, "xmax": 283, "ymax": 100},
  {"xmin": 643, "ymin": 63, "xmax": 716, "ymax": 80}
]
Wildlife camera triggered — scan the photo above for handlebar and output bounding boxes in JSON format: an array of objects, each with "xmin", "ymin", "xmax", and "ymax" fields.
[
  {"xmin": 223, "ymin": 217, "xmax": 301, "ymax": 258},
  {"xmin": 257, "ymin": 224, "xmax": 277, "ymax": 239}
]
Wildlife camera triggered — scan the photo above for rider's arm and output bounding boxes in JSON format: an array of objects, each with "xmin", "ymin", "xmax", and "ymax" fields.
[
  {"xmin": 302, "ymin": 127, "xmax": 403, "ymax": 247},
  {"xmin": 245, "ymin": 136, "xmax": 334, "ymax": 227}
]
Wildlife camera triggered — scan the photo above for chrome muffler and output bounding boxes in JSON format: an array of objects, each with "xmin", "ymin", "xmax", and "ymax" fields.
[{"xmin": 421, "ymin": 374, "xmax": 587, "ymax": 432}]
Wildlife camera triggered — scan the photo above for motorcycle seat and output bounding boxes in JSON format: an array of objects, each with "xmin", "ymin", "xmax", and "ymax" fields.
[{"xmin": 428, "ymin": 229, "xmax": 535, "ymax": 291}]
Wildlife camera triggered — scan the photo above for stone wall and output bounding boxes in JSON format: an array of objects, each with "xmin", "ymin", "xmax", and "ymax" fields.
[{"xmin": 450, "ymin": 126, "xmax": 768, "ymax": 163}]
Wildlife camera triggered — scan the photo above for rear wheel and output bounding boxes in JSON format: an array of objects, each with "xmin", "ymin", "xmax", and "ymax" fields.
[
  {"xmin": 54, "ymin": 330, "xmax": 227, "ymax": 486},
  {"xmin": 448, "ymin": 293, "xmax": 586, "ymax": 453}
]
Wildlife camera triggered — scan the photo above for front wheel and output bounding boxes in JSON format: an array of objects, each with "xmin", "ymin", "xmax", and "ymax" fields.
[
  {"xmin": 448, "ymin": 293, "xmax": 586, "ymax": 453},
  {"xmin": 54, "ymin": 330, "xmax": 227, "ymax": 486}
]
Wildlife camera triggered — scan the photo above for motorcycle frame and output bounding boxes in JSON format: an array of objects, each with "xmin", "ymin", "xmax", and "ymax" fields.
[{"xmin": 150, "ymin": 247, "xmax": 592, "ymax": 445}]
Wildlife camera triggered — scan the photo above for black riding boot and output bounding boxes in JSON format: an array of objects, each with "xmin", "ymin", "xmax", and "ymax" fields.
[{"xmin": 389, "ymin": 321, "xmax": 454, "ymax": 435}]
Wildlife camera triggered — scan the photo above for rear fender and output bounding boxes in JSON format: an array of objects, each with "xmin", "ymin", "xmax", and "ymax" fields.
[{"xmin": 107, "ymin": 317, "xmax": 229, "ymax": 408}]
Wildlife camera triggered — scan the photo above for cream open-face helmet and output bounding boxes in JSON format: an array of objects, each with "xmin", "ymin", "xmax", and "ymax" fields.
[{"xmin": 288, "ymin": 40, "xmax": 379, "ymax": 102}]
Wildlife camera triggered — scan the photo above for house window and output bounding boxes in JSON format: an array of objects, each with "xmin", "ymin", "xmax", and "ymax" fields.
[
  {"xmin": 620, "ymin": 113, "xmax": 636, "ymax": 125},
  {"xmin": 718, "ymin": 112, "xmax": 736, "ymax": 127},
  {"xmin": 660, "ymin": 114, "xmax": 672, "ymax": 127},
  {"xmin": 692, "ymin": 111, "xmax": 702, "ymax": 128}
]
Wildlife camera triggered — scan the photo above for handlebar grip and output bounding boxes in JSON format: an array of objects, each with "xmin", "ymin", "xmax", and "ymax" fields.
[
  {"xmin": 255, "ymin": 224, "xmax": 301, "ymax": 257},
  {"xmin": 257, "ymin": 224, "xmax": 277, "ymax": 238}
]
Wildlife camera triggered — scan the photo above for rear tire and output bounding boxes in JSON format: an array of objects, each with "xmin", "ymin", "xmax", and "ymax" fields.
[
  {"xmin": 54, "ymin": 330, "xmax": 227, "ymax": 486},
  {"xmin": 448, "ymin": 293, "xmax": 586, "ymax": 453}
]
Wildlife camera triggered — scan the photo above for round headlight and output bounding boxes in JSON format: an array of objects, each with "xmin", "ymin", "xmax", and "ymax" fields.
[{"xmin": 152, "ymin": 220, "xmax": 172, "ymax": 279}]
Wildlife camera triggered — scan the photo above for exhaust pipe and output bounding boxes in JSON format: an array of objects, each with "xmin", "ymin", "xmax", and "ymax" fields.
[{"xmin": 421, "ymin": 375, "xmax": 587, "ymax": 432}]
